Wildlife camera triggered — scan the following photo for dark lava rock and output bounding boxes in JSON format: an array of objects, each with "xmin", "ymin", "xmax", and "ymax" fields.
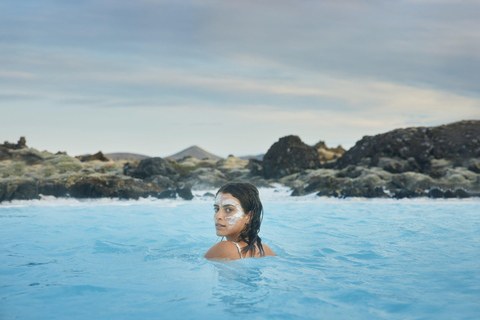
[
  {"xmin": 406, "ymin": 157, "xmax": 422, "ymax": 172},
  {"xmin": 263, "ymin": 135, "xmax": 320, "ymax": 179},
  {"xmin": 176, "ymin": 185, "xmax": 194, "ymax": 200},
  {"xmin": 76, "ymin": 151, "xmax": 110, "ymax": 162},
  {"xmin": 38, "ymin": 182, "xmax": 68, "ymax": 198},
  {"xmin": 123, "ymin": 162, "xmax": 134, "ymax": 176},
  {"xmin": 147, "ymin": 175, "xmax": 176, "ymax": 189},
  {"xmin": 336, "ymin": 166, "xmax": 362, "ymax": 179},
  {"xmin": 0, "ymin": 182, "xmax": 16, "ymax": 202},
  {"xmin": 203, "ymin": 192, "xmax": 215, "ymax": 198},
  {"xmin": 429, "ymin": 168, "xmax": 447, "ymax": 179},
  {"xmin": 131, "ymin": 157, "xmax": 177, "ymax": 179},
  {"xmin": 382, "ymin": 158, "xmax": 421, "ymax": 174},
  {"xmin": 468, "ymin": 161, "xmax": 480, "ymax": 173},
  {"xmin": 1, "ymin": 137, "xmax": 27, "ymax": 150},
  {"xmin": 0, "ymin": 180, "xmax": 40, "ymax": 202},
  {"xmin": 69, "ymin": 178, "xmax": 116, "ymax": 198},
  {"xmin": 342, "ymin": 185, "xmax": 388, "ymax": 198},
  {"xmin": 290, "ymin": 187, "xmax": 304, "ymax": 197},
  {"xmin": 382, "ymin": 160, "xmax": 404, "ymax": 174},
  {"xmin": 428, "ymin": 188, "xmax": 445, "ymax": 198},
  {"xmin": 13, "ymin": 181, "xmax": 40, "ymax": 200},
  {"xmin": 444, "ymin": 190, "xmax": 456, "ymax": 199},
  {"xmin": 304, "ymin": 176, "xmax": 342, "ymax": 194},
  {"xmin": 336, "ymin": 120, "xmax": 480, "ymax": 172},
  {"xmin": 246, "ymin": 159, "xmax": 263, "ymax": 176},
  {"xmin": 157, "ymin": 189, "xmax": 177, "ymax": 199},
  {"xmin": 0, "ymin": 148, "xmax": 11, "ymax": 160},
  {"xmin": 454, "ymin": 189, "xmax": 470, "ymax": 198},
  {"xmin": 183, "ymin": 168, "xmax": 227, "ymax": 189},
  {"xmin": 0, "ymin": 137, "xmax": 41, "ymax": 162},
  {"xmin": 15, "ymin": 180, "xmax": 40, "ymax": 200},
  {"xmin": 69, "ymin": 177, "xmax": 160, "ymax": 200},
  {"xmin": 388, "ymin": 174, "xmax": 431, "ymax": 191},
  {"xmin": 393, "ymin": 189, "xmax": 423, "ymax": 199},
  {"xmin": 316, "ymin": 189, "xmax": 340, "ymax": 198}
]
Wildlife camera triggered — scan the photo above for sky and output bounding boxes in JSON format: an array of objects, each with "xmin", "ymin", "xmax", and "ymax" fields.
[{"xmin": 1, "ymin": 0, "xmax": 479, "ymax": 158}]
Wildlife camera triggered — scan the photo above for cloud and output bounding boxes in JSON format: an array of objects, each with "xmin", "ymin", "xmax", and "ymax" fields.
[
  {"xmin": 0, "ymin": 93, "xmax": 44, "ymax": 101},
  {"xmin": 2, "ymin": 0, "xmax": 479, "ymax": 97},
  {"xmin": 193, "ymin": 0, "xmax": 480, "ymax": 94},
  {"xmin": 0, "ymin": 71, "xmax": 37, "ymax": 79},
  {"xmin": 1, "ymin": 0, "xmax": 479, "ymax": 156},
  {"xmin": 61, "ymin": 65, "xmax": 480, "ymax": 117}
]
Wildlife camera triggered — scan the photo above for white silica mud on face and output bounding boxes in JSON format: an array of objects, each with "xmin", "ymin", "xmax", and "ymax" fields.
[
  {"xmin": 223, "ymin": 199, "xmax": 245, "ymax": 230},
  {"xmin": 214, "ymin": 193, "xmax": 246, "ymax": 230}
]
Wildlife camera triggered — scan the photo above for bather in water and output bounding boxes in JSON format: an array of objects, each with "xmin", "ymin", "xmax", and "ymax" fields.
[{"xmin": 204, "ymin": 182, "xmax": 276, "ymax": 261}]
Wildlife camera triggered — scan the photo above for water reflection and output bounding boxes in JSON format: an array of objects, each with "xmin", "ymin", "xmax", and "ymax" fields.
[{"xmin": 209, "ymin": 260, "xmax": 269, "ymax": 316}]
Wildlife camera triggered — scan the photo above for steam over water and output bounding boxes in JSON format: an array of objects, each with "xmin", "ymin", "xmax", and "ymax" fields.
[{"xmin": 1, "ymin": 189, "xmax": 479, "ymax": 320}]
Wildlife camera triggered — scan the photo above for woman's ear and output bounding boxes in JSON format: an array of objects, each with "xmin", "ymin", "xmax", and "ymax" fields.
[{"xmin": 246, "ymin": 211, "xmax": 253, "ymax": 222}]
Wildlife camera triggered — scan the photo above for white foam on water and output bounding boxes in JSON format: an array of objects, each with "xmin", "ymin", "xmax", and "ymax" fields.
[
  {"xmin": 1, "ymin": 185, "xmax": 479, "ymax": 209},
  {"xmin": 0, "ymin": 195, "xmax": 185, "ymax": 208}
]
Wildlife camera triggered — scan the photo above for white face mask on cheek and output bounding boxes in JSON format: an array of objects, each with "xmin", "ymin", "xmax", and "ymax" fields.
[
  {"xmin": 225, "ymin": 211, "xmax": 243, "ymax": 229},
  {"xmin": 214, "ymin": 194, "xmax": 245, "ymax": 230}
]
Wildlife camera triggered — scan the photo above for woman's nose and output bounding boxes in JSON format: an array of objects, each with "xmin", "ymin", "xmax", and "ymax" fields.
[{"xmin": 215, "ymin": 210, "xmax": 224, "ymax": 219}]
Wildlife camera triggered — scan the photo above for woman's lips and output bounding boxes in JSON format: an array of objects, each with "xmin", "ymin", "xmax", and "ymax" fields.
[{"xmin": 215, "ymin": 224, "xmax": 226, "ymax": 228}]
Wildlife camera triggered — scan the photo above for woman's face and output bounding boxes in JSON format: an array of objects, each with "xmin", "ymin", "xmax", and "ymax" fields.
[{"xmin": 214, "ymin": 193, "xmax": 250, "ymax": 240}]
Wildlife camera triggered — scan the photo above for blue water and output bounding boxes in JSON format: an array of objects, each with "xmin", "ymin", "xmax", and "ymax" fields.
[{"xmin": 1, "ymin": 190, "xmax": 479, "ymax": 320}]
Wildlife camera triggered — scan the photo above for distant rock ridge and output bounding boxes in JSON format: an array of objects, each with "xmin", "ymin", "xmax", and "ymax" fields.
[
  {"xmin": 0, "ymin": 137, "xmax": 28, "ymax": 160},
  {"xmin": 1, "ymin": 137, "xmax": 27, "ymax": 150},
  {"xmin": 239, "ymin": 154, "xmax": 264, "ymax": 161},
  {"xmin": 283, "ymin": 120, "xmax": 480, "ymax": 199},
  {"xmin": 335, "ymin": 120, "xmax": 480, "ymax": 172},
  {"xmin": 130, "ymin": 157, "xmax": 178, "ymax": 179},
  {"xmin": 76, "ymin": 151, "xmax": 110, "ymax": 162},
  {"xmin": 105, "ymin": 152, "xmax": 151, "ymax": 161},
  {"xmin": 166, "ymin": 145, "xmax": 222, "ymax": 161}
]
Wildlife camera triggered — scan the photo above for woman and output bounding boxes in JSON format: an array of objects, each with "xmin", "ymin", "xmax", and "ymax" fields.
[{"xmin": 204, "ymin": 182, "xmax": 276, "ymax": 260}]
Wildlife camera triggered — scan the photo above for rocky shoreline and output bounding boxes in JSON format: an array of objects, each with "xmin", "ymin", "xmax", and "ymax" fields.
[{"xmin": 1, "ymin": 120, "xmax": 479, "ymax": 203}]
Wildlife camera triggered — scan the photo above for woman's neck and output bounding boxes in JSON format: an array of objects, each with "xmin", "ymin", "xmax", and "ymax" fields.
[
  {"xmin": 226, "ymin": 235, "xmax": 250, "ymax": 243},
  {"xmin": 226, "ymin": 235, "xmax": 238, "ymax": 242}
]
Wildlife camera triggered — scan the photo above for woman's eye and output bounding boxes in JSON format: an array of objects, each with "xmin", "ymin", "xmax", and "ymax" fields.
[
  {"xmin": 226, "ymin": 208, "xmax": 233, "ymax": 213},
  {"xmin": 213, "ymin": 208, "xmax": 219, "ymax": 213}
]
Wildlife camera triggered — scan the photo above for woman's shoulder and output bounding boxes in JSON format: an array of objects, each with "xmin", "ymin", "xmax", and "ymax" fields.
[
  {"xmin": 260, "ymin": 243, "xmax": 277, "ymax": 257},
  {"xmin": 239, "ymin": 242, "xmax": 276, "ymax": 258},
  {"xmin": 204, "ymin": 241, "xmax": 242, "ymax": 261}
]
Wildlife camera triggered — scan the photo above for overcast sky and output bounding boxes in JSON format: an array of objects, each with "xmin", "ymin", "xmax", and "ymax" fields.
[{"xmin": 1, "ymin": 0, "xmax": 479, "ymax": 158}]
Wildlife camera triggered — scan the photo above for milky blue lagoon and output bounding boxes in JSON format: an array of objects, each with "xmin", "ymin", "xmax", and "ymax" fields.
[{"xmin": 1, "ymin": 189, "xmax": 479, "ymax": 320}]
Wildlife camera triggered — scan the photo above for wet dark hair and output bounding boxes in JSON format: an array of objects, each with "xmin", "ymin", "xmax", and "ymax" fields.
[{"xmin": 216, "ymin": 182, "xmax": 265, "ymax": 257}]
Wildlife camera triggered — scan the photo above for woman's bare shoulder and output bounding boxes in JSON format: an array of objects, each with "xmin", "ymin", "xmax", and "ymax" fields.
[
  {"xmin": 261, "ymin": 243, "xmax": 277, "ymax": 257},
  {"xmin": 204, "ymin": 241, "xmax": 241, "ymax": 261}
]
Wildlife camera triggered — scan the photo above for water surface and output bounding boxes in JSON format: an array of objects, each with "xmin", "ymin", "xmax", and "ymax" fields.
[{"xmin": 1, "ymin": 191, "xmax": 479, "ymax": 319}]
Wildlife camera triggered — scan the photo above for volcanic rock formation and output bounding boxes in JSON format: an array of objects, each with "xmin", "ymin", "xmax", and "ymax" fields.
[{"xmin": 263, "ymin": 135, "xmax": 320, "ymax": 179}]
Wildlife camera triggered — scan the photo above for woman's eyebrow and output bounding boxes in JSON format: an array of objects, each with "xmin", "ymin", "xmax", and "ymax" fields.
[{"xmin": 213, "ymin": 203, "xmax": 235, "ymax": 208}]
